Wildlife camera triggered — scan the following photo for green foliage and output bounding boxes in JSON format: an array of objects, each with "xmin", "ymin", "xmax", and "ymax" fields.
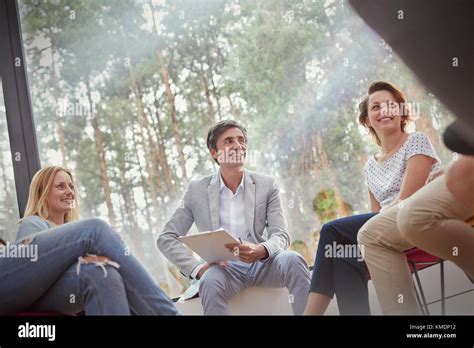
[
  {"xmin": 312, "ymin": 189, "xmax": 338, "ymax": 224},
  {"xmin": 4, "ymin": 0, "xmax": 455, "ymax": 298}
]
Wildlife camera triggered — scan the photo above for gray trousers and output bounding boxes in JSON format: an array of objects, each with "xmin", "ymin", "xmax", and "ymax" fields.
[{"xmin": 198, "ymin": 250, "xmax": 310, "ymax": 315}]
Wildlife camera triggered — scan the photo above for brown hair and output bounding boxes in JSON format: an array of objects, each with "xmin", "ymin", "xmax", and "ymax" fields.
[
  {"xmin": 206, "ymin": 120, "xmax": 248, "ymax": 164},
  {"xmin": 358, "ymin": 81, "xmax": 411, "ymax": 146}
]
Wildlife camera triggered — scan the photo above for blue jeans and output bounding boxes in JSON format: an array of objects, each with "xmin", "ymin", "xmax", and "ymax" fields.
[
  {"xmin": 310, "ymin": 213, "xmax": 377, "ymax": 315},
  {"xmin": 0, "ymin": 218, "xmax": 180, "ymax": 315}
]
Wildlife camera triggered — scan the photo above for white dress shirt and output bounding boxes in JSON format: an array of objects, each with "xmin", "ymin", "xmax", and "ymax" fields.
[{"xmin": 218, "ymin": 171, "xmax": 254, "ymax": 243}]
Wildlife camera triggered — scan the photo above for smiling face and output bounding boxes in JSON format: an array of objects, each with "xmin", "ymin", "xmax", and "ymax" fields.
[
  {"xmin": 366, "ymin": 90, "xmax": 403, "ymax": 137},
  {"xmin": 47, "ymin": 170, "xmax": 76, "ymax": 218},
  {"xmin": 210, "ymin": 127, "xmax": 247, "ymax": 168}
]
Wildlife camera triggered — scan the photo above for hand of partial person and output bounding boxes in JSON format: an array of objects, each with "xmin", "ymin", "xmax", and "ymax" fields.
[
  {"xmin": 425, "ymin": 167, "xmax": 445, "ymax": 184},
  {"xmin": 224, "ymin": 241, "xmax": 269, "ymax": 263},
  {"xmin": 467, "ymin": 216, "xmax": 474, "ymax": 226},
  {"xmin": 196, "ymin": 261, "xmax": 228, "ymax": 279}
]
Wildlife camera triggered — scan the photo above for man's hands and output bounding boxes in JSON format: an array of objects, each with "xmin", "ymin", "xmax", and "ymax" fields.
[
  {"xmin": 196, "ymin": 261, "xmax": 228, "ymax": 279},
  {"xmin": 224, "ymin": 241, "xmax": 269, "ymax": 263},
  {"xmin": 195, "ymin": 242, "xmax": 269, "ymax": 279}
]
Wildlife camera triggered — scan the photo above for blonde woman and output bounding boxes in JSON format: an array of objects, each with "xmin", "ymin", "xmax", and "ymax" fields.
[{"xmin": 0, "ymin": 166, "xmax": 179, "ymax": 316}]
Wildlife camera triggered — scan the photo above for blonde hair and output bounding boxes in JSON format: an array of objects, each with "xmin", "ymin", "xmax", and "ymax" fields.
[{"xmin": 23, "ymin": 166, "xmax": 79, "ymax": 225}]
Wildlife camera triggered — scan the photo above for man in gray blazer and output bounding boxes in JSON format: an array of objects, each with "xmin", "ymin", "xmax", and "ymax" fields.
[{"xmin": 158, "ymin": 120, "xmax": 310, "ymax": 315}]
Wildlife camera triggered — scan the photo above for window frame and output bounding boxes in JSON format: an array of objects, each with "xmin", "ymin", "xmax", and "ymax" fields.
[{"xmin": 0, "ymin": 0, "xmax": 41, "ymax": 217}]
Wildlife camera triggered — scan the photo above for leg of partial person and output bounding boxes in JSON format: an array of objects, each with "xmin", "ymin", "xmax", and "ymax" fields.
[
  {"xmin": 358, "ymin": 205, "xmax": 421, "ymax": 315},
  {"xmin": 397, "ymin": 175, "xmax": 474, "ymax": 278}
]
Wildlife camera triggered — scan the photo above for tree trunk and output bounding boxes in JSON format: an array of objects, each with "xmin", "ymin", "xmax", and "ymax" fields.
[
  {"xmin": 130, "ymin": 103, "xmax": 163, "ymax": 231},
  {"xmin": 226, "ymin": 94, "xmax": 238, "ymax": 120},
  {"xmin": 148, "ymin": 0, "xmax": 187, "ymax": 181},
  {"xmin": 131, "ymin": 125, "xmax": 155, "ymax": 234},
  {"xmin": 86, "ymin": 82, "xmax": 116, "ymax": 226},
  {"xmin": 406, "ymin": 84, "xmax": 444, "ymax": 153},
  {"xmin": 151, "ymin": 94, "xmax": 175, "ymax": 198},
  {"xmin": 119, "ymin": 158, "xmax": 139, "ymax": 235},
  {"xmin": 128, "ymin": 67, "xmax": 166, "ymax": 198},
  {"xmin": 200, "ymin": 61, "xmax": 217, "ymax": 121},
  {"xmin": 50, "ymin": 46, "xmax": 68, "ymax": 166},
  {"xmin": 159, "ymin": 52, "xmax": 188, "ymax": 182},
  {"xmin": 314, "ymin": 130, "xmax": 351, "ymax": 217},
  {"xmin": 212, "ymin": 32, "xmax": 239, "ymax": 119},
  {"xmin": 415, "ymin": 114, "xmax": 443, "ymax": 151},
  {"xmin": 117, "ymin": 189, "xmax": 127, "ymax": 229},
  {"xmin": 205, "ymin": 49, "xmax": 223, "ymax": 120}
]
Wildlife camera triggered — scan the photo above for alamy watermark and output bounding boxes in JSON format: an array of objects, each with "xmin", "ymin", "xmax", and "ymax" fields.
[
  {"xmin": 18, "ymin": 322, "xmax": 55, "ymax": 341},
  {"xmin": 0, "ymin": 241, "xmax": 38, "ymax": 262},
  {"xmin": 215, "ymin": 148, "xmax": 261, "ymax": 166},
  {"xmin": 56, "ymin": 100, "xmax": 97, "ymax": 118},
  {"xmin": 324, "ymin": 241, "xmax": 364, "ymax": 262},
  {"xmin": 380, "ymin": 101, "xmax": 421, "ymax": 118}
]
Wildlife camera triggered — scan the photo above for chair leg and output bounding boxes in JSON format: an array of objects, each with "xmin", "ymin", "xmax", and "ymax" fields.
[
  {"xmin": 411, "ymin": 262, "xmax": 430, "ymax": 315},
  {"xmin": 440, "ymin": 261, "xmax": 445, "ymax": 315},
  {"xmin": 413, "ymin": 282, "xmax": 426, "ymax": 315}
]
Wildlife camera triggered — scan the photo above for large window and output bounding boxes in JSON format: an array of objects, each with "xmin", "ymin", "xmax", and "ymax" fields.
[
  {"xmin": 17, "ymin": 0, "xmax": 455, "ymax": 297},
  {"xmin": 0, "ymin": 80, "xmax": 20, "ymax": 243},
  {"xmin": 1, "ymin": 0, "xmax": 40, "ymax": 242}
]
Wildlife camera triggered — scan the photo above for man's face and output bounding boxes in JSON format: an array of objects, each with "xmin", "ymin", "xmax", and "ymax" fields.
[{"xmin": 211, "ymin": 127, "xmax": 247, "ymax": 167}]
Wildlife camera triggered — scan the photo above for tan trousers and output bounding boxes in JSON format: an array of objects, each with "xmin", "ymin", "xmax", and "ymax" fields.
[{"xmin": 358, "ymin": 175, "xmax": 473, "ymax": 315}]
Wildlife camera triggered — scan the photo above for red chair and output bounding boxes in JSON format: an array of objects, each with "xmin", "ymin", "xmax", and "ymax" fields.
[
  {"xmin": 363, "ymin": 247, "xmax": 445, "ymax": 315},
  {"xmin": 405, "ymin": 217, "xmax": 474, "ymax": 315},
  {"xmin": 404, "ymin": 247, "xmax": 444, "ymax": 315}
]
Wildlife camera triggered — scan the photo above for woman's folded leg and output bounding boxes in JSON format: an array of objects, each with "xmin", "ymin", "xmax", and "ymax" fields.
[
  {"xmin": 29, "ymin": 263, "xmax": 131, "ymax": 315},
  {"xmin": 0, "ymin": 218, "xmax": 179, "ymax": 315}
]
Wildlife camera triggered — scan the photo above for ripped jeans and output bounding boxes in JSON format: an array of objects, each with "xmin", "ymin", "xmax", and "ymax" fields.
[{"xmin": 0, "ymin": 218, "xmax": 180, "ymax": 315}]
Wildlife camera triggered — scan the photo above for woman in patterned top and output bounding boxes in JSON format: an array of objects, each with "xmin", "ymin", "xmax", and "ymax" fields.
[{"xmin": 304, "ymin": 81, "xmax": 440, "ymax": 315}]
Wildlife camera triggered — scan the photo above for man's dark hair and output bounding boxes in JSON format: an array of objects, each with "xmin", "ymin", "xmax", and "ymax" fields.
[{"xmin": 206, "ymin": 120, "xmax": 248, "ymax": 164}]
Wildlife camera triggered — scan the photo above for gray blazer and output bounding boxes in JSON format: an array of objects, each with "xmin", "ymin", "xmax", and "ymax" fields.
[{"xmin": 157, "ymin": 169, "xmax": 290, "ymax": 278}]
